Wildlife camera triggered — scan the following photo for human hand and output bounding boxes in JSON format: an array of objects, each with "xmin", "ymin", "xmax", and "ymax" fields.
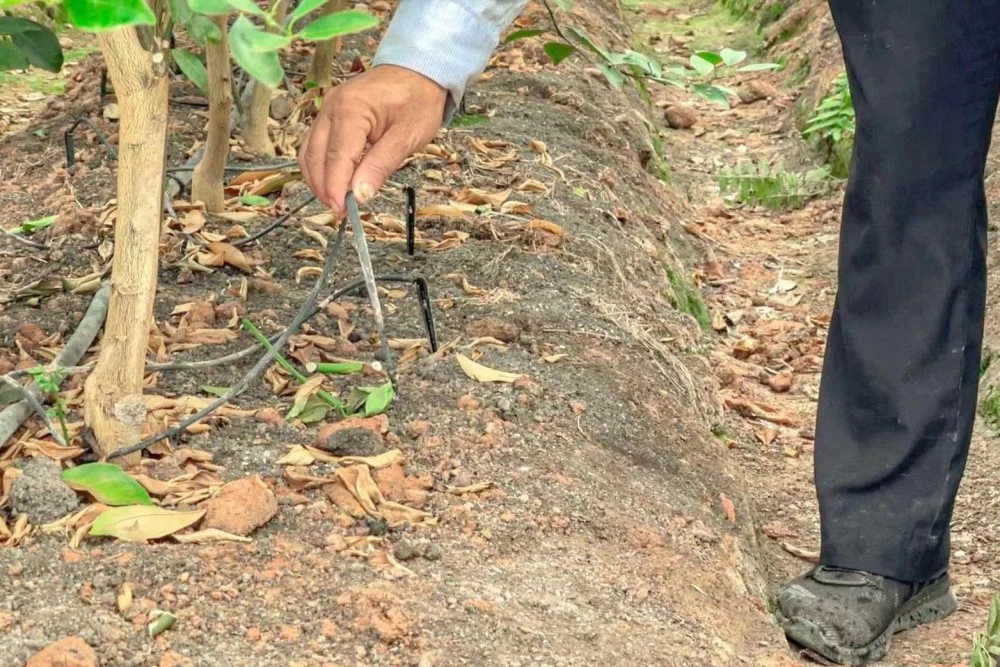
[{"xmin": 299, "ymin": 64, "xmax": 448, "ymax": 215}]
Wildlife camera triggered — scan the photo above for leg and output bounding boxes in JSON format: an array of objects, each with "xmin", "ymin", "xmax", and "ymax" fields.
[
  {"xmin": 777, "ymin": 2, "xmax": 1000, "ymax": 664},
  {"xmin": 817, "ymin": 0, "xmax": 1000, "ymax": 582}
]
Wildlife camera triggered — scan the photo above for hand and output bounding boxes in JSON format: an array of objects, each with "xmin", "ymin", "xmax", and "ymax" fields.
[{"xmin": 299, "ymin": 64, "xmax": 448, "ymax": 215}]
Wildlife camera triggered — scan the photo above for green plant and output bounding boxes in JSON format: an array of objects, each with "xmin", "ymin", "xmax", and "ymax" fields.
[
  {"xmin": 980, "ymin": 389, "xmax": 1000, "ymax": 429},
  {"xmin": 27, "ymin": 365, "xmax": 70, "ymax": 445},
  {"xmin": 803, "ymin": 73, "xmax": 855, "ymax": 144},
  {"xmin": 506, "ymin": 1, "xmax": 779, "ymax": 107},
  {"xmin": 665, "ymin": 267, "xmax": 711, "ymax": 331},
  {"xmin": 971, "ymin": 593, "xmax": 1000, "ymax": 667},
  {"xmin": 718, "ymin": 159, "xmax": 833, "ymax": 209}
]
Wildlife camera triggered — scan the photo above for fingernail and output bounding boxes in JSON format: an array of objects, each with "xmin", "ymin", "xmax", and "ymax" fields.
[{"xmin": 355, "ymin": 182, "xmax": 376, "ymax": 203}]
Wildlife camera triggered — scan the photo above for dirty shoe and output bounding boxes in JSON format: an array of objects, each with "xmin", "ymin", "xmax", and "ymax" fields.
[{"xmin": 775, "ymin": 566, "xmax": 956, "ymax": 665}]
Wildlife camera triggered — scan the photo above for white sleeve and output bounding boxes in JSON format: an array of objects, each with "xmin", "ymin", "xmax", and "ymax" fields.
[{"xmin": 372, "ymin": 0, "xmax": 528, "ymax": 116}]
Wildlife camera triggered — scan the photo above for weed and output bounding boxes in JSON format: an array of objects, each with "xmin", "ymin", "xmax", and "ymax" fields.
[
  {"xmin": 982, "ymin": 349, "xmax": 994, "ymax": 378},
  {"xmin": 665, "ymin": 267, "xmax": 711, "ymax": 331},
  {"xmin": 711, "ymin": 423, "xmax": 731, "ymax": 441},
  {"xmin": 718, "ymin": 159, "xmax": 834, "ymax": 209},
  {"xmin": 804, "ymin": 73, "xmax": 855, "ymax": 145},
  {"xmin": 26, "ymin": 366, "xmax": 70, "ymax": 445},
  {"xmin": 970, "ymin": 593, "xmax": 1000, "ymax": 667}
]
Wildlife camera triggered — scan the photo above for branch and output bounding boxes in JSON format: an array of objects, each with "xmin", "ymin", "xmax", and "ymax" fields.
[{"xmin": 0, "ymin": 281, "xmax": 111, "ymax": 452}]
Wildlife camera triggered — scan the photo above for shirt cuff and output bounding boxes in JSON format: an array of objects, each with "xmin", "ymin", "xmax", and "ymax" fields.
[{"xmin": 372, "ymin": 0, "xmax": 504, "ymax": 120}]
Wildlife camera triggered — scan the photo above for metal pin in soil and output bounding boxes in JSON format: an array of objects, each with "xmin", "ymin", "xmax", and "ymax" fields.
[{"xmin": 346, "ymin": 192, "xmax": 395, "ymax": 388}]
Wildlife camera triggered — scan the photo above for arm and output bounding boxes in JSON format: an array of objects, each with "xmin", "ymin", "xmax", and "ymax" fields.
[
  {"xmin": 299, "ymin": 0, "xmax": 527, "ymax": 214},
  {"xmin": 373, "ymin": 0, "xmax": 529, "ymax": 117}
]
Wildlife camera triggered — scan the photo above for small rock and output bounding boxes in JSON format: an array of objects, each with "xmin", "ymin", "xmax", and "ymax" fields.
[
  {"xmin": 737, "ymin": 80, "xmax": 778, "ymax": 104},
  {"xmin": 664, "ymin": 105, "xmax": 697, "ymax": 129},
  {"xmin": 201, "ymin": 475, "xmax": 277, "ymax": 536},
  {"xmin": 458, "ymin": 394, "xmax": 481, "ymax": 411},
  {"xmin": 393, "ymin": 539, "xmax": 420, "ymax": 561},
  {"xmin": 769, "ymin": 371, "xmax": 794, "ymax": 393},
  {"xmin": 269, "ymin": 95, "xmax": 292, "ymax": 121},
  {"xmin": 423, "ymin": 544, "xmax": 443, "ymax": 561},
  {"xmin": 26, "ymin": 636, "xmax": 98, "ymax": 667},
  {"xmin": 315, "ymin": 415, "xmax": 388, "ymax": 446},
  {"xmin": 465, "ymin": 317, "xmax": 520, "ymax": 343},
  {"xmin": 405, "ymin": 420, "xmax": 430, "ymax": 439},
  {"xmin": 318, "ymin": 427, "xmax": 385, "ymax": 457},
  {"xmin": 9, "ymin": 458, "xmax": 79, "ymax": 524}
]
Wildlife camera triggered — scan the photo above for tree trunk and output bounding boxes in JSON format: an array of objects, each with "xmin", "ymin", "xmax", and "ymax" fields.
[
  {"xmin": 305, "ymin": 0, "xmax": 346, "ymax": 90},
  {"xmin": 191, "ymin": 15, "xmax": 233, "ymax": 212},
  {"xmin": 85, "ymin": 28, "xmax": 170, "ymax": 465},
  {"xmin": 241, "ymin": 0, "xmax": 288, "ymax": 156}
]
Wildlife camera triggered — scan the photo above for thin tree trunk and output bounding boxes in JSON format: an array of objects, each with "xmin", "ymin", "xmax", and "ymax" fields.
[
  {"xmin": 241, "ymin": 0, "xmax": 288, "ymax": 156},
  {"xmin": 191, "ymin": 15, "xmax": 233, "ymax": 212},
  {"xmin": 305, "ymin": 0, "xmax": 346, "ymax": 90},
  {"xmin": 85, "ymin": 28, "xmax": 170, "ymax": 465}
]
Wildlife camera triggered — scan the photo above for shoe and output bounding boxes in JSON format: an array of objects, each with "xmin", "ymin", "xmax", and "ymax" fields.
[{"xmin": 775, "ymin": 566, "xmax": 957, "ymax": 665}]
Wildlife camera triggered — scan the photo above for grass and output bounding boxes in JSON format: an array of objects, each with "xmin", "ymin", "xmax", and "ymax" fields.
[
  {"xmin": 802, "ymin": 73, "xmax": 855, "ymax": 178},
  {"xmin": 718, "ymin": 159, "xmax": 834, "ymax": 209},
  {"xmin": 622, "ymin": 0, "xmax": 757, "ymax": 54},
  {"xmin": 0, "ymin": 45, "xmax": 98, "ymax": 97},
  {"xmin": 665, "ymin": 266, "xmax": 711, "ymax": 331}
]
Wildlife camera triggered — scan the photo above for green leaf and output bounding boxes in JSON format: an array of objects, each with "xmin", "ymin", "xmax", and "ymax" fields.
[
  {"xmin": 200, "ymin": 385, "xmax": 231, "ymax": 397},
  {"xmin": 10, "ymin": 214, "xmax": 56, "ymax": 235},
  {"xmin": 719, "ymin": 47, "xmax": 746, "ymax": 67},
  {"xmin": 345, "ymin": 387, "xmax": 369, "ymax": 415},
  {"xmin": 171, "ymin": 48, "xmax": 208, "ymax": 95},
  {"xmin": 597, "ymin": 63, "xmax": 624, "ymax": 89},
  {"xmin": 288, "ymin": 0, "xmax": 325, "ymax": 27},
  {"xmin": 241, "ymin": 194, "xmax": 271, "ymax": 206},
  {"xmin": 693, "ymin": 50, "xmax": 723, "ymax": 65},
  {"xmin": 689, "ymin": 53, "xmax": 716, "ymax": 76},
  {"xmin": 504, "ymin": 28, "xmax": 544, "ymax": 43},
  {"xmin": 243, "ymin": 28, "xmax": 292, "ymax": 52},
  {"xmin": 229, "ymin": 15, "xmax": 282, "ymax": 87},
  {"xmin": 297, "ymin": 9, "xmax": 378, "ymax": 41},
  {"xmin": 612, "ymin": 49, "xmax": 661, "ymax": 77},
  {"xmin": 363, "ymin": 382, "xmax": 394, "ymax": 417},
  {"xmin": 554, "ymin": 0, "xmax": 574, "ymax": 8},
  {"xmin": 226, "ymin": 0, "xmax": 264, "ymax": 15},
  {"xmin": 167, "ymin": 0, "xmax": 193, "ymax": 24},
  {"xmin": 543, "ymin": 41, "xmax": 575, "ymax": 65},
  {"xmin": 62, "ymin": 463, "xmax": 153, "ymax": 506},
  {"xmin": 189, "ymin": 0, "xmax": 230, "ymax": 14},
  {"xmin": 736, "ymin": 62, "xmax": 781, "ymax": 72},
  {"xmin": 565, "ymin": 26, "xmax": 610, "ymax": 63},
  {"xmin": 297, "ymin": 396, "xmax": 329, "ymax": 424},
  {"xmin": 0, "ymin": 17, "xmax": 63, "ymax": 72},
  {"xmin": 692, "ymin": 83, "xmax": 730, "ymax": 107},
  {"xmin": 187, "ymin": 14, "xmax": 222, "ymax": 44},
  {"xmin": 447, "ymin": 113, "xmax": 489, "ymax": 128},
  {"xmin": 0, "ymin": 39, "xmax": 29, "ymax": 70},
  {"xmin": 65, "ymin": 0, "xmax": 156, "ymax": 30}
]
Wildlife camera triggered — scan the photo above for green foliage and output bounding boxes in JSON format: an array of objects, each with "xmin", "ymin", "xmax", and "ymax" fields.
[
  {"xmin": 62, "ymin": 463, "xmax": 154, "ymax": 506},
  {"xmin": 506, "ymin": 7, "xmax": 779, "ymax": 108},
  {"xmin": 971, "ymin": 594, "xmax": 1000, "ymax": 667},
  {"xmin": 26, "ymin": 366, "xmax": 69, "ymax": 445},
  {"xmin": 2, "ymin": 0, "xmax": 379, "ymax": 90},
  {"xmin": 8, "ymin": 214, "xmax": 55, "ymax": 236},
  {"xmin": 980, "ymin": 389, "xmax": 1000, "ymax": 429},
  {"xmin": 665, "ymin": 267, "xmax": 711, "ymax": 331},
  {"xmin": 0, "ymin": 16, "xmax": 63, "ymax": 71},
  {"xmin": 345, "ymin": 382, "xmax": 395, "ymax": 417},
  {"xmin": 718, "ymin": 159, "xmax": 834, "ymax": 209},
  {"xmin": 803, "ymin": 73, "xmax": 855, "ymax": 144}
]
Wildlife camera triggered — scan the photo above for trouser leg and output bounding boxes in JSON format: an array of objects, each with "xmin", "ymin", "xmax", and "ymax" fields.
[{"xmin": 816, "ymin": 0, "xmax": 1000, "ymax": 582}]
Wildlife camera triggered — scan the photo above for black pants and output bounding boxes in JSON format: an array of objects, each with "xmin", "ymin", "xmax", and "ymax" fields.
[{"xmin": 816, "ymin": 0, "xmax": 1000, "ymax": 582}]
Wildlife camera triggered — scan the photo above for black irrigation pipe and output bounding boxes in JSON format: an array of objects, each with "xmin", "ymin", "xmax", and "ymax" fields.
[
  {"xmin": 65, "ymin": 117, "xmax": 118, "ymax": 168},
  {"xmin": 232, "ymin": 194, "xmax": 316, "ymax": 248}
]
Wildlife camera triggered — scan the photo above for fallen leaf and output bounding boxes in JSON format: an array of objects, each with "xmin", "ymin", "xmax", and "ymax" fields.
[
  {"xmin": 720, "ymin": 493, "xmax": 736, "ymax": 525},
  {"xmin": 89, "ymin": 506, "xmax": 205, "ymax": 542},
  {"xmin": 173, "ymin": 529, "xmax": 252, "ymax": 543},
  {"xmin": 62, "ymin": 463, "xmax": 153, "ymax": 507},
  {"xmin": 288, "ymin": 375, "xmax": 325, "ymax": 420},
  {"xmin": 205, "ymin": 242, "xmax": 253, "ymax": 273},
  {"xmin": 456, "ymin": 354, "xmax": 522, "ymax": 383},
  {"xmin": 117, "ymin": 583, "xmax": 133, "ymax": 612}
]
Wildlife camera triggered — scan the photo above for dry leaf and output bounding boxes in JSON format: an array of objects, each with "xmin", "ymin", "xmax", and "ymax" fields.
[
  {"xmin": 416, "ymin": 204, "xmax": 471, "ymax": 220},
  {"xmin": 173, "ymin": 529, "xmax": 252, "ymax": 543},
  {"xmin": 455, "ymin": 188, "xmax": 511, "ymax": 208},
  {"xmin": 277, "ymin": 444, "xmax": 317, "ymax": 466},
  {"xmin": 444, "ymin": 273, "xmax": 486, "ymax": 296},
  {"xmin": 516, "ymin": 179, "xmax": 549, "ymax": 194},
  {"xmin": 117, "ymin": 583, "xmax": 133, "ymax": 612},
  {"xmin": 288, "ymin": 375, "xmax": 325, "ymax": 419},
  {"xmin": 456, "ymin": 354, "xmax": 522, "ymax": 383},
  {"xmin": 90, "ymin": 506, "xmax": 205, "ymax": 542},
  {"xmin": 205, "ymin": 242, "xmax": 253, "ymax": 273}
]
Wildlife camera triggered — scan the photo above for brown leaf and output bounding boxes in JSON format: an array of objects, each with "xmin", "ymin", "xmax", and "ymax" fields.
[
  {"xmin": 416, "ymin": 204, "xmax": 470, "ymax": 220},
  {"xmin": 454, "ymin": 188, "xmax": 511, "ymax": 208},
  {"xmin": 173, "ymin": 528, "xmax": 252, "ymax": 543},
  {"xmin": 456, "ymin": 354, "xmax": 522, "ymax": 383},
  {"xmin": 205, "ymin": 242, "xmax": 253, "ymax": 273},
  {"xmin": 720, "ymin": 494, "xmax": 736, "ymax": 525}
]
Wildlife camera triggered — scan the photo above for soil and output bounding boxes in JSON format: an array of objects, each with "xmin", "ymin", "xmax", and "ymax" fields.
[{"xmin": 0, "ymin": 0, "xmax": 997, "ymax": 666}]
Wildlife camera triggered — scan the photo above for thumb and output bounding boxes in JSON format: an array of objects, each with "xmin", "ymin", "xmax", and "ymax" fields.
[{"xmin": 351, "ymin": 124, "xmax": 418, "ymax": 203}]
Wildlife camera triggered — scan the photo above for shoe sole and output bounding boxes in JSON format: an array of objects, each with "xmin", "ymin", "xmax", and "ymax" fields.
[{"xmin": 774, "ymin": 576, "xmax": 957, "ymax": 666}]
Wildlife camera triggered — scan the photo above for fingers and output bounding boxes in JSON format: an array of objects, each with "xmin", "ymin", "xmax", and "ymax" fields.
[
  {"xmin": 323, "ymin": 109, "xmax": 370, "ymax": 215},
  {"xmin": 351, "ymin": 124, "xmax": 416, "ymax": 204}
]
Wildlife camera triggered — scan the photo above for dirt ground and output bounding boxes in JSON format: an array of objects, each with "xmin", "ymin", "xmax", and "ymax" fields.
[{"xmin": 0, "ymin": 0, "xmax": 997, "ymax": 665}]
